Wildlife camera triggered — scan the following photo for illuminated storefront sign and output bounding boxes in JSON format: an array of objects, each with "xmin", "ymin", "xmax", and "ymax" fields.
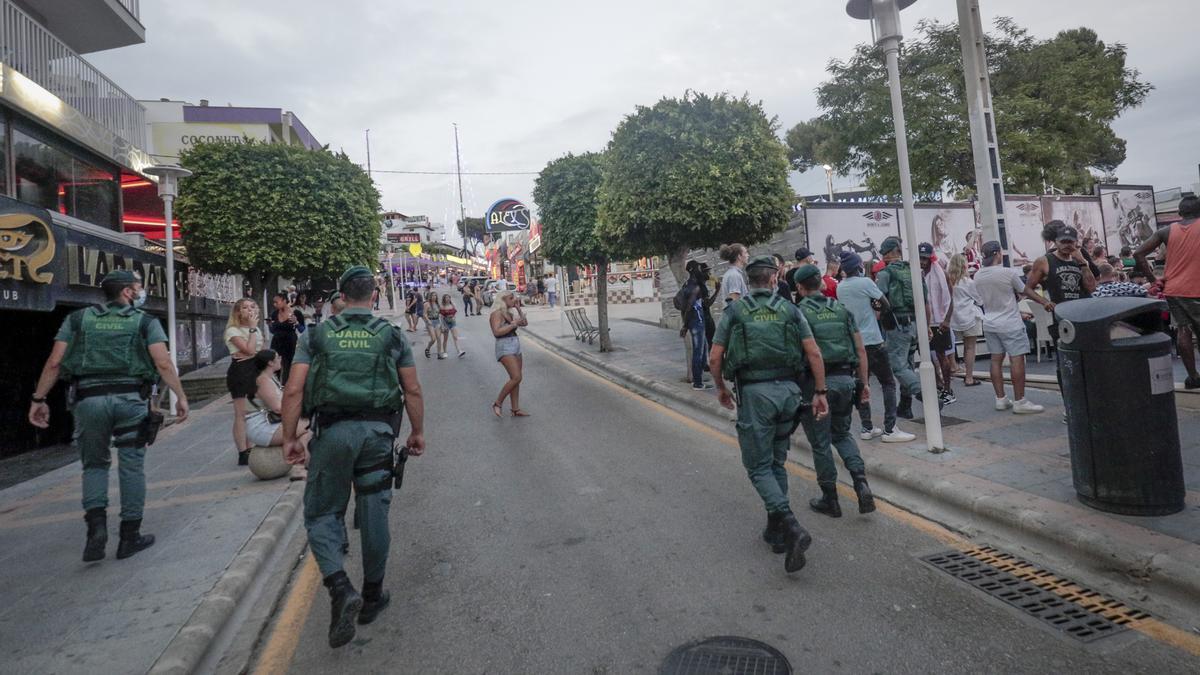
[{"xmin": 484, "ymin": 198, "xmax": 531, "ymax": 232}]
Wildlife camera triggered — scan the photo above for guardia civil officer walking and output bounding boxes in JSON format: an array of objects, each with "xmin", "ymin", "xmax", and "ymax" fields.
[
  {"xmin": 709, "ymin": 256, "xmax": 828, "ymax": 573},
  {"xmin": 28, "ymin": 269, "xmax": 190, "ymax": 562},
  {"xmin": 875, "ymin": 236, "xmax": 929, "ymax": 419},
  {"xmin": 281, "ymin": 265, "xmax": 425, "ymax": 649},
  {"xmin": 791, "ymin": 264, "xmax": 876, "ymax": 517}
]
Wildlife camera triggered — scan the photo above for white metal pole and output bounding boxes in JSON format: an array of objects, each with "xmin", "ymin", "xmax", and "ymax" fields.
[
  {"xmin": 163, "ymin": 192, "xmax": 178, "ymax": 410},
  {"xmin": 883, "ymin": 36, "xmax": 945, "ymax": 452},
  {"xmin": 957, "ymin": 0, "xmax": 1008, "ymax": 250}
]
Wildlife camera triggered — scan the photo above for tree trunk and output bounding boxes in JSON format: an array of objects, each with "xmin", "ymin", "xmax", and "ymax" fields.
[
  {"xmin": 666, "ymin": 244, "xmax": 690, "ymax": 286},
  {"xmin": 597, "ymin": 257, "xmax": 612, "ymax": 352}
]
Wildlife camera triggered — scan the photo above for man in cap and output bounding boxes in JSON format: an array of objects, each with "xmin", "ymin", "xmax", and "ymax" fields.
[
  {"xmin": 875, "ymin": 236, "xmax": 928, "ymax": 418},
  {"xmin": 281, "ymin": 265, "xmax": 426, "ymax": 648},
  {"xmin": 919, "ymin": 242, "xmax": 956, "ymax": 405},
  {"xmin": 709, "ymin": 255, "xmax": 828, "ymax": 573},
  {"xmin": 791, "ymin": 264, "xmax": 877, "ymax": 516},
  {"xmin": 795, "ymin": 247, "xmax": 815, "ymax": 266},
  {"xmin": 679, "ymin": 259, "xmax": 719, "ymax": 390},
  {"xmin": 835, "ymin": 251, "xmax": 915, "ymax": 443},
  {"xmin": 1023, "ymin": 222, "xmax": 1096, "ymax": 319},
  {"xmin": 29, "ymin": 269, "xmax": 190, "ymax": 562}
]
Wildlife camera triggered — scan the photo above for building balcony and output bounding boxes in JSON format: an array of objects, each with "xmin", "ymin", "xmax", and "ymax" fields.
[
  {"xmin": 16, "ymin": 0, "xmax": 144, "ymax": 54},
  {"xmin": 0, "ymin": 0, "xmax": 146, "ymax": 149}
]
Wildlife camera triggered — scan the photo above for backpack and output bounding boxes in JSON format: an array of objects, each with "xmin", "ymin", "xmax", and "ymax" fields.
[
  {"xmin": 720, "ymin": 293, "xmax": 808, "ymax": 383},
  {"xmin": 673, "ymin": 279, "xmax": 696, "ymax": 312},
  {"xmin": 884, "ymin": 261, "xmax": 916, "ymax": 314},
  {"xmin": 302, "ymin": 313, "xmax": 405, "ymax": 416},
  {"xmin": 798, "ymin": 295, "xmax": 858, "ymax": 368},
  {"xmin": 59, "ymin": 305, "xmax": 158, "ymax": 382}
]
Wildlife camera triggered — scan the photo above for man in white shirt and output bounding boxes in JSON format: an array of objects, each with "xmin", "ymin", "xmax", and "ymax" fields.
[
  {"xmin": 974, "ymin": 241, "xmax": 1044, "ymax": 414},
  {"xmin": 544, "ymin": 274, "xmax": 559, "ymax": 308}
]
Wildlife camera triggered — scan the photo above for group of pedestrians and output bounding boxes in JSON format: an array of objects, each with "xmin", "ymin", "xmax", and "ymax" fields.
[{"xmin": 408, "ymin": 290, "xmax": 466, "ymax": 360}]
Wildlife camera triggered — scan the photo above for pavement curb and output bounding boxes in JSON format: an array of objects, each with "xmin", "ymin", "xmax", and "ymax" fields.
[
  {"xmin": 148, "ymin": 480, "xmax": 305, "ymax": 675},
  {"xmin": 524, "ymin": 329, "xmax": 1200, "ymax": 607}
]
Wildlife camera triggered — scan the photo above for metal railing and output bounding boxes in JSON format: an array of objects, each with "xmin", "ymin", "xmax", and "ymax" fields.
[
  {"xmin": 0, "ymin": 0, "xmax": 146, "ymax": 148},
  {"xmin": 117, "ymin": 0, "xmax": 140, "ymax": 20}
]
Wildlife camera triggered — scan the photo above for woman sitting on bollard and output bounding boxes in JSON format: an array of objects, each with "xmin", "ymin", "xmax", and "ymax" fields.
[{"xmin": 246, "ymin": 350, "xmax": 310, "ymax": 481}]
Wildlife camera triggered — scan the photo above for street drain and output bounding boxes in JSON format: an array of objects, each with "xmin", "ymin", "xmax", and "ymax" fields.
[
  {"xmin": 660, "ymin": 636, "xmax": 791, "ymax": 675},
  {"xmin": 922, "ymin": 546, "xmax": 1151, "ymax": 643}
]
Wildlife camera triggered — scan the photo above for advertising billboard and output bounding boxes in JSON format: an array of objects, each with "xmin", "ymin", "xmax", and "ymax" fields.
[
  {"xmin": 804, "ymin": 204, "xmax": 901, "ymax": 270},
  {"xmin": 1004, "ymin": 196, "xmax": 1045, "ymax": 266},
  {"xmin": 1096, "ymin": 184, "xmax": 1157, "ymax": 251},
  {"xmin": 897, "ymin": 204, "xmax": 978, "ymax": 262},
  {"xmin": 1042, "ymin": 196, "xmax": 1104, "ymax": 252}
]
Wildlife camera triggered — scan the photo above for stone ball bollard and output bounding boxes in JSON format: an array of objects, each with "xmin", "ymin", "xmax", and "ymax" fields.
[{"xmin": 248, "ymin": 446, "xmax": 291, "ymax": 480}]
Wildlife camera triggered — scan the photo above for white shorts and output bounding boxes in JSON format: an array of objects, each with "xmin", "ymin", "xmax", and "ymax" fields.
[
  {"xmin": 954, "ymin": 320, "xmax": 983, "ymax": 339},
  {"xmin": 245, "ymin": 410, "xmax": 280, "ymax": 447},
  {"xmin": 984, "ymin": 324, "xmax": 1030, "ymax": 357}
]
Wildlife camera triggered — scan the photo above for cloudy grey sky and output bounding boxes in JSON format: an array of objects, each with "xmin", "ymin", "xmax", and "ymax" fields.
[{"xmin": 91, "ymin": 1, "xmax": 1198, "ymax": 243}]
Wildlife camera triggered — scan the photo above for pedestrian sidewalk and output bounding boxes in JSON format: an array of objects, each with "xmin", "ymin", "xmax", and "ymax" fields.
[
  {"xmin": 521, "ymin": 301, "xmax": 1200, "ymax": 606},
  {"xmin": 0, "ymin": 395, "xmax": 297, "ymax": 674}
]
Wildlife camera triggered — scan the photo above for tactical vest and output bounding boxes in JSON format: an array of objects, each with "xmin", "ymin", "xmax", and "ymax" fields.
[
  {"xmin": 721, "ymin": 293, "xmax": 808, "ymax": 383},
  {"xmin": 884, "ymin": 261, "xmax": 916, "ymax": 315},
  {"xmin": 303, "ymin": 313, "xmax": 404, "ymax": 416},
  {"xmin": 798, "ymin": 295, "xmax": 858, "ymax": 368},
  {"xmin": 59, "ymin": 305, "xmax": 158, "ymax": 382}
]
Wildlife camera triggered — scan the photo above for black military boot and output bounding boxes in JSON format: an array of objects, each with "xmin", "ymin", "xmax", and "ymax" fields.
[
  {"xmin": 83, "ymin": 508, "xmax": 108, "ymax": 562},
  {"xmin": 761, "ymin": 512, "xmax": 786, "ymax": 554},
  {"xmin": 116, "ymin": 519, "xmax": 155, "ymax": 559},
  {"xmin": 238, "ymin": 450, "xmax": 250, "ymax": 466},
  {"xmin": 897, "ymin": 395, "xmax": 913, "ymax": 419},
  {"xmin": 808, "ymin": 485, "xmax": 842, "ymax": 518},
  {"xmin": 358, "ymin": 580, "xmax": 391, "ymax": 625},
  {"xmin": 324, "ymin": 571, "xmax": 363, "ymax": 648},
  {"xmin": 851, "ymin": 470, "xmax": 876, "ymax": 514},
  {"xmin": 780, "ymin": 512, "xmax": 813, "ymax": 573}
]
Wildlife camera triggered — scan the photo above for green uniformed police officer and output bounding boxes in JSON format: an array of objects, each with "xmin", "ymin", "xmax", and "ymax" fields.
[
  {"xmin": 281, "ymin": 265, "xmax": 425, "ymax": 649},
  {"xmin": 791, "ymin": 264, "xmax": 876, "ymax": 517},
  {"xmin": 708, "ymin": 255, "xmax": 828, "ymax": 573},
  {"xmin": 875, "ymin": 236, "xmax": 930, "ymax": 418},
  {"xmin": 28, "ymin": 269, "xmax": 190, "ymax": 562}
]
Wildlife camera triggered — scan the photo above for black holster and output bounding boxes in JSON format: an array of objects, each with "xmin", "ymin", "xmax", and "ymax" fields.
[{"xmin": 138, "ymin": 402, "xmax": 165, "ymax": 446}]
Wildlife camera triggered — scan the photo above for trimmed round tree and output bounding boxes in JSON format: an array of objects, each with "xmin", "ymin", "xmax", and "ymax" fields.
[
  {"xmin": 597, "ymin": 92, "xmax": 794, "ymax": 285},
  {"xmin": 175, "ymin": 140, "xmax": 381, "ymax": 303}
]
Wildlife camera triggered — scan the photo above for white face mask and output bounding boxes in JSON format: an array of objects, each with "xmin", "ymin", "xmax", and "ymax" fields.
[{"xmin": 133, "ymin": 288, "xmax": 147, "ymax": 308}]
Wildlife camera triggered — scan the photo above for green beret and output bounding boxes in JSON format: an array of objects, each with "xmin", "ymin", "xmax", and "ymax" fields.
[
  {"xmin": 880, "ymin": 237, "xmax": 902, "ymax": 255},
  {"xmin": 745, "ymin": 255, "xmax": 778, "ymax": 271},
  {"xmin": 338, "ymin": 265, "xmax": 373, "ymax": 289},
  {"xmin": 790, "ymin": 264, "xmax": 821, "ymax": 285},
  {"xmin": 100, "ymin": 269, "xmax": 137, "ymax": 285}
]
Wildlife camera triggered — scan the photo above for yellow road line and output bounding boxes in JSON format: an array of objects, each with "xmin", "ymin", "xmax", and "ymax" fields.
[{"xmin": 252, "ymin": 554, "xmax": 321, "ymax": 675}]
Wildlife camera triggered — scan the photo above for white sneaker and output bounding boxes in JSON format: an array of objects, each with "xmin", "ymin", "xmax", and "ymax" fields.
[
  {"xmin": 860, "ymin": 427, "xmax": 883, "ymax": 441},
  {"xmin": 881, "ymin": 427, "xmax": 917, "ymax": 443},
  {"xmin": 995, "ymin": 396, "xmax": 1013, "ymax": 411},
  {"xmin": 1012, "ymin": 399, "xmax": 1045, "ymax": 414}
]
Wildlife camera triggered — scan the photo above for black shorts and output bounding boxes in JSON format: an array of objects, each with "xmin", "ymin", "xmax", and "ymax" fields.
[
  {"xmin": 226, "ymin": 358, "xmax": 258, "ymax": 399},
  {"xmin": 930, "ymin": 326, "xmax": 953, "ymax": 353}
]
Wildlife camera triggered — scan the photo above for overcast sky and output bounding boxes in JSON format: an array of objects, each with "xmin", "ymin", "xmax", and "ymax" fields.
[{"xmin": 91, "ymin": 0, "xmax": 1198, "ymax": 243}]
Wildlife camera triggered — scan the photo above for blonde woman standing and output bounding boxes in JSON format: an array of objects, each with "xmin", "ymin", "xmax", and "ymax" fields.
[
  {"xmin": 490, "ymin": 291, "xmax": 528, "ymax": 417},
  {"xmin": 948, "ymin": 254, "xmax": 984, "ymax": 386},
  {"xmin": 224, "ymin": 298, "xmax": 262, "ymax": 465}
]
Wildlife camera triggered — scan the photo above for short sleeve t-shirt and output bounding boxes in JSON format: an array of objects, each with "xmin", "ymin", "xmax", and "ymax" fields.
[
  {"xmin": 720, "ymin": 267, "xmax": 750, "ymax": 303},
  {"xmin": 224, "ymin": 325, "xmax": 257, "ymax": 356},
  {"xmin": 293, "ymin": 309, "xmax": 415, "ymax": 369},
  {"xmin": 56, "ymin": 305, "xmax": 168, "ymax": 385},
  {"xmin": 835, "ymin": 276, "xmax": 885, "ymax": 346},
  {"xmin": 974, "ymin": 265, "xmax": 1027, "ymax": 333},
  {"xmin": 544, "ymin": 277, "xmax": 558, "ymax": 294},
  {"xmin": 713, "ymin": 290, "xmax": 813, "ymax": 346}
]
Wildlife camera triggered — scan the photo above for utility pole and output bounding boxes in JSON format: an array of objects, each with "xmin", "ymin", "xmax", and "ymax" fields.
[
  {"xmin": 453, "ymin": 123, "xmax": 467, "ymax": 242},
  {"xmin": 365, "ymin": 129, "xmax": 372, "ymax": 178},
  {"xmin": 957, "ymin": 0, "xmax": 1008, "ymax": 256}
]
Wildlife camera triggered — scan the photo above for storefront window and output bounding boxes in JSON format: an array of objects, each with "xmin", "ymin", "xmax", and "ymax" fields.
[{"xmin": 12, "ymin": 127, "xmax": 118, "ymax": 229}]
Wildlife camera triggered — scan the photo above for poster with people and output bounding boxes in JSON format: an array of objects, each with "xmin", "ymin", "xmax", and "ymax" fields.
[
  {"xmin": 1004, "ymin": 195, "xmax": 1044, "ymax": 266},
  {"xmin": 1096, "ymin": 184, "xmax": 1157, "ymax": 251},
  {"xmin": 1042, "ymin": 196, "xmax": 1105, "ymax": 253},
  {"xmin": 897, "ymin": 204, "xmax": 978, "ymax": 263},
  {"xmin": 803, "ymin": 204, "xmax": 902, "ymax": 270}
]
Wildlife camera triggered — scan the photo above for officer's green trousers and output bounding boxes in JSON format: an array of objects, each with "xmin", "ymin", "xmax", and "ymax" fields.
[
  {"xmin": 884, "ymin": 322, "xmax": 922, "ymax": 398},
  {"xmin": 74, "ymin": 392, "xmax": 148, "ymax": 521},
  {"xmin": 304, "ymin": 421, "xmax": 394, "ymax": 583},
  {"xmin": 800, "ymin": 374, "xmax": 865, "ymax": 487},
  {"xmin": 735, "ymin": 380, "xmax": 803, "ymax": 514}
]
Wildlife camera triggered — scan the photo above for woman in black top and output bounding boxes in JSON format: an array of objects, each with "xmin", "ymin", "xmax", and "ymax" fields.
[{"xmin": 268, "ymin": 292, "xmax": 306, "ymax": 384}]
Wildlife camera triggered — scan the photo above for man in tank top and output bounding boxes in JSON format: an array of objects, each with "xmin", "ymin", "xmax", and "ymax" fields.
[
  {"xmin": 1134, "ymin": 195, "xmax": 1200, "ymax": 387},
  {"xmin": 1023, "ymin": 223, "xmax": 1096, "ymax": 339}
]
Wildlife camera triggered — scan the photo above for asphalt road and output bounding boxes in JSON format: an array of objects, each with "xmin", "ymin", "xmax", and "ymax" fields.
[{"xmin": 261, "ymin": 301, "xmax": 1198, "ymax": 674}]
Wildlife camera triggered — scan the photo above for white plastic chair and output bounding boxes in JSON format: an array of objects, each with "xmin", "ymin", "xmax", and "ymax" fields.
[{"xmin": 1019, "ymin": 299, "xmax": 1054, "ymax": 362}]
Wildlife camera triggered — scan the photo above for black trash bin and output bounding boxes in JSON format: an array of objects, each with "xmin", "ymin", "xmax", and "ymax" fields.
[{"xmin": 1055, "ymin": 297, "xmax": 1185, "ymax": 516}]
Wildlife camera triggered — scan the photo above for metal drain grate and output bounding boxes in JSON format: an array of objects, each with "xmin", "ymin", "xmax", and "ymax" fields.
[
  {"xmin": 922, "ymin": 546, "xmax": 1151, "ymax": 643},
  {"xmin": 661, "ymin": 636, "xmax": 791, "ymax": 675}
]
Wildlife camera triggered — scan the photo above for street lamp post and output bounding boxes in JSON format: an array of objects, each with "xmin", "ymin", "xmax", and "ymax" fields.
[
  {"xmin": 846, "ymin": 0, "xmax": 945, "ymax": 452},
  {"xmin": 143, "ymin": 164, "xmax": 192, "ymax": 409},
  {"xmin": 823, "ymin": 164, "xmax": 835, "ymax": 201}
]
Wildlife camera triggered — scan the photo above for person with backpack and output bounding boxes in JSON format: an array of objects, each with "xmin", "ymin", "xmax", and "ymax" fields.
[
  {"xmin": 709, "ymin": 256, "xmax": 828, "ymax": 574},
  {"xmin": 875, "ymin": 236, "xmax": 928, "ymax": 419},
  {"xmin": 28, "ymin": 269, "xmax": 190, "ymax": 563},
  {"xmin": 791, "ymin": 265, "xmax": 876, "ymax": 518},
  {"xmin": 281, "ymin": 265, "xmax": 426, "ymax": 648},
  {"xmin": 676, "ymin": 260, "xmax": 719, "ymax": 390}
]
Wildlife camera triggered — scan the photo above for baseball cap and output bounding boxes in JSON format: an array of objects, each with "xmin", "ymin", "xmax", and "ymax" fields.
[
  {"xmin": 794, "ymin": 247, "xmax": 813, "ymax": 261},
  {"xmin": 746, "ymin": 255, "xmax": 779, "ymax": 271},
  {"xmin": 918, "ymin": 242, "xmax": 934, "ymax": 258},
  {"xmin": 1056, "ymin": 226, "xmax": 1079, "ymax": 242},
  {"xmin": 791, "ymin": 264, "xmax": 821, "ymax": 285},
  {"xmin": 339, "ymin": 265, "xmax": 374, "ymax": 289},
  {"xmin": 839, "ymin": 251, "xmax": 863, "ymax": 272},
  {"xmin": 880, "ymin": 237, "xmax": 902, "ymax": 255},
  {"xmin": 981, "ymin": 240, "xmax": 1003, "ymax": 258}
]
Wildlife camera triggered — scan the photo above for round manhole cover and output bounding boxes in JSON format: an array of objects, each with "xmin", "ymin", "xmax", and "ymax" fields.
[{"xmin": 661, "ymin": 636, "xmax": 792, "ymax": 675}]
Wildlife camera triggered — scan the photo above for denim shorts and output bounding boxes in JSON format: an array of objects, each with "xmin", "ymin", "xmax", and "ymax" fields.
[
  {"xmin": 495, "ymin": 335, "xmax": 521, "ymax": 361},
  {"xmin": 984, "ymin": 323, "xmax": 1030, "ymax": 357}
]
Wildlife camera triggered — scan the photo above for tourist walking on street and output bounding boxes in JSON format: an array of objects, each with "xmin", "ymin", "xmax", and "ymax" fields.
[
  {"xmin": 281, "ymin": 265, "xmax": 425, "ymax": 648},
  {"xmin": 269, "ymin": 293, "xmax": 306, "ymax": 385},
  {"xmin": 791, "ymin": 264, "xmax": 876, "ymax": 517},
  {"xmin": 709, "ymin": 256, "xmax": 827, "ymax": 574},
  {"xmin": 246, "ymin": 349, "xmax": 309, "ymax": 480},
  {"xmin": 1135, "ymin": 196, "xmax": 1200, "ymax": 387},
  {"xmin": 976, "ymin": 241, "xmax": 1045, "ymax": 414},
  {"xmin": 834, "ymin": 252, "xmax": 914, "ymax": 443},
  {"xmin": 439, "ymin": 294, "xmax": 466, "ymax": 358},
  {"xmin": 423, "ymin": 290, "xmax": 442, "ymax": 359},
  {"xmin": 491, "ymin": 291, "xmax": 529, "ymax": 417},
  {"xmin": 545, "ymin": 273, "xmax": 559, "ymax": 308},
  {"xmin": 679, "ymin": 260, "xmax": 717, "ymax": 390},
  {"xmin": 718, "ymin": 243, "xmax": 750, "ymax": 304},
  {"xmin": 461, "ymin": 278, "xmax": 476, "ymax": 316},
  {"xmin": 947, "ymin": 254, "xmax": 984, "ymax": 387},
  {"xmin": 404, "ymin": 290, "xmax": 420, "ymax": 331},
  {"xmin": 28, "ymin": 269, "xmax": 189, "ymax": 562},
  {"xmin": 920, "ymin": 243, "xmax": 956, "ymax": 405},
  {"xmin": 225, "ymin": 298, "xmax": 262, "ymax": 466},
  {"xmin": 875, "ymin": 237, "xmax": 927, "ymax": 418}
]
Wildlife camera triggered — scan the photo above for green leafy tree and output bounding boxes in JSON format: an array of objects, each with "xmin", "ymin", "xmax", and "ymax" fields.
[
  {"xmin": 532, "ymin": 152, "xmax": 613, "ymax": 351},
  {"xmin": 176, "ymin": 140, "xmax": 381, "ymax": 303},
  {"xmin": 456, "ymin": 216, "xmax": 487, "ymax": 255},
  {"xmin": 597, "ymin": 92, "xmax": 795, "ymax": 285},
  {"xmin": 787, "ymin": 18, "xmax": 1152, "ymax": 197}
]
